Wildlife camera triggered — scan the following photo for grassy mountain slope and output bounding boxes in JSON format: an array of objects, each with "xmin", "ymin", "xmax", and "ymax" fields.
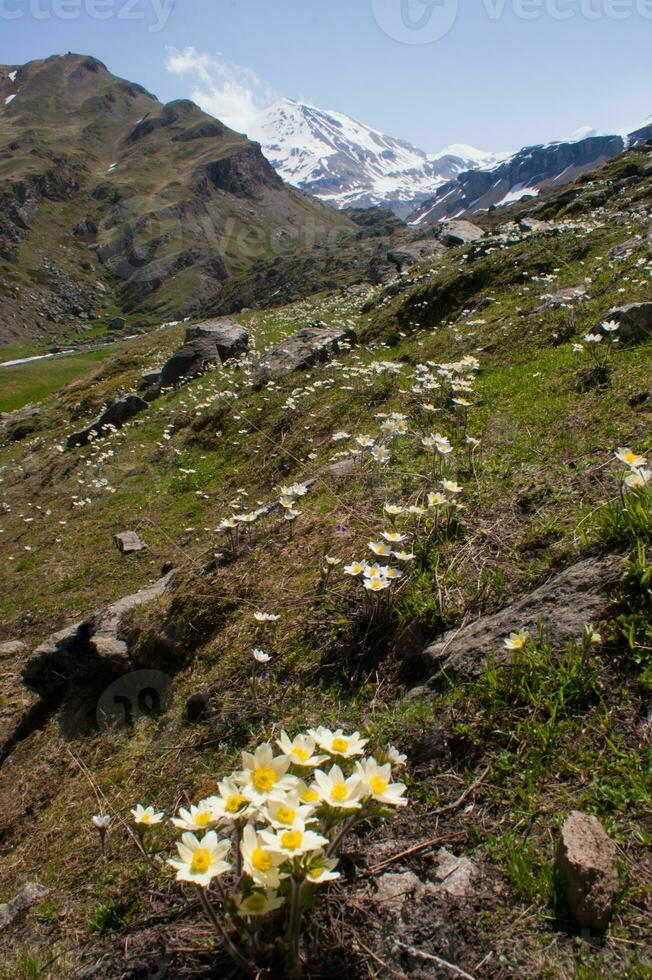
[
  {"xmin": 0, "ymin": 54, "xmax": 353, "ymax": 344},
  {"xmin": 0, "ymin": 146, "xmax": 650, "ymax": 978}
]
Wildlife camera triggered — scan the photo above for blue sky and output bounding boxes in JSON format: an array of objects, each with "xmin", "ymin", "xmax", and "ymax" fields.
[{"xmin": 2, "ymin": 0, "xmax": 651, "ymax": 152}]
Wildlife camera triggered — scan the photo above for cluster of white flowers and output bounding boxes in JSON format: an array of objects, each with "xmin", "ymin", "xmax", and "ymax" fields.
[
  {"xmin": 615, "ymin": 447, "xmax": 650, "ymax": 490},
  {"xmin": 126, "ymin": 731, "xmax": 406, "ymax": 971}
]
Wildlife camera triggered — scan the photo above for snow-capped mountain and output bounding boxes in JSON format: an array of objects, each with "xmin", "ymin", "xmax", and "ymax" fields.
[
  {"xmin": 254, "ymin": 99, "xmax": 504, "ymax": 218},
  {"xmin": 408, "ymin": 128, "xmax": 643, "ymax": 225}
]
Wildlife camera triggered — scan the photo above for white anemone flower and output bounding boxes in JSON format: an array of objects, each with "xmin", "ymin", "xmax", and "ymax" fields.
[
  {"xmin": 236, "ymin": 743, "xmax": 297, "ymax": 804},
  {"xmin": 601, "ymin": 320, "xmax": 620, "ymax": 333},
  {"xmin": 615, "ymin": 448, "xmax": 647, "ymax": 469},
  {"xmin": 356, "ymin": 758, "xmax": 407, "ymax": 807},
  {"xmin": 253, "ymin": 648, "xmax": 271, "ymax": 663},
  {"xmin": 344, "ymin": 561, "xmax": 367, "ymax": 576},
  {"xmin": 168, "ymin": 831, "xmax": 231, "ymax": 887},
  {"xmin": 427, "ymin": 492, "xmax": 448, "ymax": 508},
  {"xmin": 355, "ymin": 435, "xmax": 375, "ymax": 449},
  {"xmin": 393, "ymin": 551, "xmax": 416, "ymax": 562},
  {"xmin": 254, "ymin": 611, "xmax": 281, "ymax": 622},
  {"xmin": 260, "ymin": 821, "xmax": 328, "ymax": 857},
  {"xmin": 387, "ymin": 746, "xmax": 408, "ymax": 767},
  {"xmin": 310, "ymin": 727, "xmax": 368, "ymax": 758},
  {"xmin": 441, "ymin": 480, "xmax": 463, "ymax": 494},
  {"xmin": 276, "ymin": 731, "xmax": 328, "ymax": 767},
  {"xmin": 381, "ymin": 531, "xmax": 407, "ymax": 543},
  {"xmin": 364, "ymin": 575, "xmax": 391, "ymax": 592},
  {"xmin": 504, "ymin": 630, "xmax": 530, "ymax": 651},
  {"xmin": 202, "ymin": 779, "xmax": 254, "ymax": 821},
  {"xmin": 263, "ymin": 794, "xmax": 318, "ymax": 829},
  {"xmin": 234, "ymin": 889, "xmax": 285, "ymax": 918},
  {"xmin": 171, "ymin": 802, "xmax": 219, "ymax": 832},
  {"xmin": 368, "ymin": 541, "xmax": 393, "ymax": 557},
  {"xmin": 305, "ymin": 853, "xmax": 341, "ymax": 884},
  {"xmin": 624, "ymin": 468, "xmax": 651, "ymax": 488},
  {"xmin": 240, "ymin": 824, "xmax": 287, "ymax": 887},
  {"xmin": 313, "ymin": 765, "xmax": 365, "ymax": 809},
  {"xmin": 371, "ymin": 446, "xmax": 391, "ymax": 463},
  {"xmin": 131, "ymin": 804, "xmax": 164, "ymax": 826}
]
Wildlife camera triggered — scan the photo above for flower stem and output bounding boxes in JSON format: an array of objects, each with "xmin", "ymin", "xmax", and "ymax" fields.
[
  {"xmin": 196, "ymin": 886, "xmax": 254, "ymax": 975},
  {"xmin": 286, "ymin": 875, "xmax": 304, "ymax": 978}
]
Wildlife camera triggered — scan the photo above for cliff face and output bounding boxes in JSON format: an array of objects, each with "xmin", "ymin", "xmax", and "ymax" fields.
[
  {"xmin": 0, "ymin": 55, "xmax": 352, "ymax": 343},
  {"xmin": 410, "ymin": 134, "xmax": 627, "ymax": 224}
]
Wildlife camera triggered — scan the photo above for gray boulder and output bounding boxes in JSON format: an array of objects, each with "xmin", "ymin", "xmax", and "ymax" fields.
[
  {"xmin": 438, "ymin": 219, "xmax": 485, "ymax": 247},
  {"xmin": 114, "ymin": 530, "xmax": 147, "ymax": 555},
  {"xmin": 387, "ymin": 239, "xmax": 445, "ymax": 273},
  {"xmin": 159, "ymin": 318, "xmax": 248, "ymax": 388},
  {"xmin": 254, "ymin": 321, "xmax": 356, "ymax": 386},
  {"xmin": 0, "ymin": 882, "xmax": 50, "ymax": 930},
  {"xmin": 0, "ymin": 640, "xmax": 27, "ymax": 657},
  {"xmin": 422, "ymin": 554, "xmax": 621, "ymax": 681},
  {"xmin": 2, "ymin": 405, "xmax": 42, "ymax": 442},
  {"xmin": 22, "ymin": 571, "xmax": 175, "ymax": 699},
  {"xmin": 556, "ymin": 811, "xmax": 619, "ymax": 931},
  {"xmin": 599, "ymin": 302, "xmax": 652, "ymax": 342},
  {"xmin": 66, "ymin": 394, "xmax": 148, "ymax": 448},
  {"xmin": 108, "ymin": 316, "xmax": 126, "ymax": 331}
]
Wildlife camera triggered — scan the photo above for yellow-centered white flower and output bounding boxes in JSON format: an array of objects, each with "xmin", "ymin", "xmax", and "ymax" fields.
[
  {"xmin": 236, "ymin": 743, "xmax": 297, "ymax": 804},
  {"xmin": 234, "ymin": 889, "xmax": 285, "ymax": 918},
  {"xmin": 305, "ymin": 853, "xmax": 341, "ymax": 884},
  {"xmin": 202, "ymin": 778, "xmax": 254, "ymax": 821},
  {"xmin": 260, "ymin": 820, "xmax": 329, "ymax": 857},
  {"xmin": 263, "ymin": 793, "xmax": 317, "ymax": 829},
  {"xmin": 615, "ymin": 447, "xmax": 647, "ymax": 469},
  {"xmin": 240, "ymin": 823, "xmax": 287, "ymax": 887},
  {"xmin": 131, "ymin": 804, "xmax": 164, "ymax": 826},
  {"xmin": 168, "ymin": 831, "xmax": 231, "ymax": 887},
  {"xmin": 313, "ymin": 764, "xmax": 365, "ymax": 809},
  {"xmin": 356, "ymin": 758, "xmax": 408, "ymax": 807},
  {"xmin": 309, "ymin": 727, "xmax": 368, "ymax": 757},
  {"xmin": 171, "ymin": 802, "xmax": 219, "ymax": 832},
  {"xmin": 276, "ymin": 731, "xmax": 328, "ymax": 767},
  {"xmin": 503, "ymin": 630, "xmax": 530, "ymax": 651}
]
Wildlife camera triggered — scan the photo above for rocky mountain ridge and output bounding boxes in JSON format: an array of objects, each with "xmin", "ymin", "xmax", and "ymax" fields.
[{"xmin": 0, "ymin": 54, "xmax": 352, "ymax": 344}]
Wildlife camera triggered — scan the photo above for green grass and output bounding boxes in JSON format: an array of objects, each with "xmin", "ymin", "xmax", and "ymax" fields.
[{"xmin": 0, "ymin": 349, "xmax": 113, "ymax": 413}]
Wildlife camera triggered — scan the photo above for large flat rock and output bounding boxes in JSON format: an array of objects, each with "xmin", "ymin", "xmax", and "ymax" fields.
[
  {"xmin": 22, "ymin": 572, "xmax": 175, "ymax": 699},
  {"xmin": 421, "ymin": 553, "xmax": 621, "ymax": 680},
  {"xmin": 253, "ymin": 321, "xmax": 356, "ymax": 386},
  {"xmin": 159, "ymin": 318, "xmax": 248, "ymax": 388}
]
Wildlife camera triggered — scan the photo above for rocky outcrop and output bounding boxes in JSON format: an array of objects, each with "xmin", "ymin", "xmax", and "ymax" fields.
[
  {"xmin": 437, "ymin": 219, "xmax": 485, "ymax": 246},
  {"xmin": 421, "ymin": 554, "xmax": 621, "ymax": 681},
  {"xmin": 0, "ymin": 882, "xmax": 50, "ymax": 930},
  {"xmin": 158, "ymin": 319, "xmax": 248, "ymax": 388},
  {"xmin": 114, "ymin": 530, "xmax": 147, "ymax": 554},
  {"xmin": 0, "ymin": 640, "xmax": 27, "ymax": 657},
  {"xmin": 66, "ymin": 394, "xmax": 148, "ymax": 448},
  {"xmin": 22, "ymin": 571, "xmax": 175, "ymax": 699},
  {"xmin": 253, "ymin": 321, "xmax": 356, "ymax": 386},
  {"xmin": 599, "ymin": 302, "xmax": 652, "ymax": 342},
  {"xmin": 556, "ymin": 811, "xmax": 619, "ymax": 931},
  {"xmin": 387, "ymin": 238, "xmax": 445, "ymax": 272}
]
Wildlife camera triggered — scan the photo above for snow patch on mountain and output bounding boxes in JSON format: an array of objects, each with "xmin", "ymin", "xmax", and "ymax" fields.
[{"xmin": 254, "ymin": 98, "xmax": 496, "ymax": 217}]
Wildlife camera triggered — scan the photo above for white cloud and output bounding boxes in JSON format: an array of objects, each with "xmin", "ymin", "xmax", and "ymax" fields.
[{"xmin": 164, "ymin": 46, "xmax": 276, "ymax": 138}]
